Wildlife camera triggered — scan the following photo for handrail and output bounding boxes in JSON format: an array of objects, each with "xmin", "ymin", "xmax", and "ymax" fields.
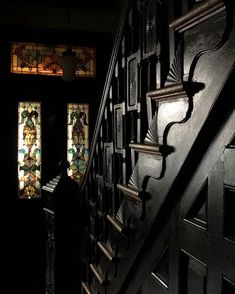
[{"xmin": 79, "ymin": 0, "xmax": 131, "ymax": 193}]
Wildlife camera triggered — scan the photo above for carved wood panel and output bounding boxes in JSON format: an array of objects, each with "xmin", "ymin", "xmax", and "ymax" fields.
[
  {"xmin": 79, "ymin": 1, "xmax": 235, "ymax": 293},
  {"xmin": 175, "ymin": 137, "xmax": 235, "ymax": 294}
]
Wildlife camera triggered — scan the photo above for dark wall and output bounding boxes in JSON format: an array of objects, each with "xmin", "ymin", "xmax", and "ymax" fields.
[{"xmin": 0, "ymin": 25, "xmax": 113, "ymax": 293}]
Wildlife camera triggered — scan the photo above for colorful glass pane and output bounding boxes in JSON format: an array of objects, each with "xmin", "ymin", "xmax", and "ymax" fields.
[
  {"xmin": 18, "ymin": 102, "xmax": 41, "ymax": 199},
  {"xmin": 67, "ymin": 104, "xmax": 89, "ymax": 185},
  {"xmin": 11, "ymin": 42, "xmax": 96, "ymax": 77}
]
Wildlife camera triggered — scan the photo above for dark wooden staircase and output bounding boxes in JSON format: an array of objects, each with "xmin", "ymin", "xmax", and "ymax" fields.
[{"xmin": 79, "ymin": 0, "xmax": 235, "ymax": 293}]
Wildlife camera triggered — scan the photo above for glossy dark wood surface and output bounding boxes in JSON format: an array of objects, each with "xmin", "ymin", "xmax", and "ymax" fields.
[{"xmin": 79, "ymin": 1, "xmax": 235, "ymax": 293}]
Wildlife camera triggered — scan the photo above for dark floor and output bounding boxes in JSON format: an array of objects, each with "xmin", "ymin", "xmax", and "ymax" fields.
[{"xmin": 1, "ymin": 198, "xmax": 45, "ymax": 294}]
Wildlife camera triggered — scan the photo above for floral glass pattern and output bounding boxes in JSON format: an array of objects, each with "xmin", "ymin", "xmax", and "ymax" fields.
[
  {"xmin": 18, "ymin": 102, "xmax": 41, "ymax": 199},
  {"xmin": 67, "ymin": 104, "xmax": 89, "ymax": 184},
  {"xmin": 11, "ymin": 42, "xmax": 96, "ymax": 77}
]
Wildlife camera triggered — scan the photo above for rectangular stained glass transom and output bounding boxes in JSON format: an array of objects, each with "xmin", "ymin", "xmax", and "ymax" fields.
[
  {"xmin": 18, "ymin": 102, "xmax": 41, "ymax": 199},
  {"xmin": 11, "ymin": 42, "xmax": 96, "ymax": 77},
  {"xmin": 67, "ymin": 103, "xmax": 89, "ymax": 184}
]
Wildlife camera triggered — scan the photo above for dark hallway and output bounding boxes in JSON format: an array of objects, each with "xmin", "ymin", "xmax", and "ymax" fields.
[
  {"xmin": 0, "ymin": 1, "xmax": 123, "ymax": 293},
  {"xmin": 0, "ymin": 1, "xmax": 235, "ymax": 294}
]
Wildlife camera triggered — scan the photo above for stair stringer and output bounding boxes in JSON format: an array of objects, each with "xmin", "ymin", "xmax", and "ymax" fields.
[
  {"xmin": 99, "ymin": 3, "xmax": 235, "ymax": 294},
  {"xmin": 122, "ymin": 89, "xmax": 235, "ymax": 294}
]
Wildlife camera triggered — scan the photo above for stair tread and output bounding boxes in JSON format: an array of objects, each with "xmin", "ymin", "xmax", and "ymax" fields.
[
  {"xmin": 117, "ymin": 183, "xmax": 141, "ymax": 202},
  {"xmin": 42, "ymin": 185, "xmax": 54, "ymax": 193},
  {"xmin": 147, "ymin": 83, "xmax": 187, "ymax": 102},
  {"xmin": 107, "ymin": 213, "xmax": 125, "ymax": 233},
  {"xmin": 81, "ymin": 282, "xmax": 94, "ymax": 294},
  {"xmin": 129, "ymin": 142, "xmax": 163, "ymax": 156},
  {"xmin": 89, "ymin": 263, "xmax": 106, "ymax": 285},
  {"xmin": 49, "ymin": 180, "xmax": 58, "ymax": 186},
  {"xmin": 97, "ymin": 241, "xmax": 115, "ymax": 261}
]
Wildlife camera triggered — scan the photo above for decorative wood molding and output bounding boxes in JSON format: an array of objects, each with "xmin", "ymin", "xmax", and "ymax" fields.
[
  {"xmin": 107, "ymin": 213, "xmax": 126, "ymax": 234},
  {"xmin": 117, "ymin": 183, "xmax": 141, "ymax": 202},
  {"xmin": 89, "ymin": 264, "xmax": 106, "ymax": 285},
  {"xmin": 148, "ymin": 83, "xmax": 188, "ymax": 102},
  {"xmin": 89, "ymin": 234, "xmax": 96, "ymax": 242},
  {"xmin": 81, "ymin": 282, "xmax": 94, "ymax": 294},
  {"xmin": 114, "ymin": 103, "xmax": 124, "ymax": 153},
  {"xmin": 142, "ymin": 0, "xmax": 159, "ymax": 59},
  {"xmin": 97, "ymin": 241, "xmax": 115, "ymax": 262},
  {"xmin": 129, "ymin": 164, "xmax": 140, "ymax": 189},
  {"xmin": 96, "ymin": 210, "xmax": 105, "ymax": 217},
  {"xmin": 127, "ymin": 51, "xmax": 141, "ymax": 111},
  {"xmin": 170, "ymin": 0, "xmax": 225, "ymax": 32},
  {"xmin": 104, "ymin": 142, "xmax": 114, "ymax": 187},
  {"xmin": 129, "ymin": 142, "xmax": 162, "ymax": 156},
  {"xmin": 166, "ymin": 42, "xmax": 182, "ymax": 85},
  {"xmin": 145, "ymin": 113, "xmax": 159, "ymax": 143}
]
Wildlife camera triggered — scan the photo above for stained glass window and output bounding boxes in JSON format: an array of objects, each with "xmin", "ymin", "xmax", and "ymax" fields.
[
  {"xmin": 18, "ymin": 102, "xmax": 41, "ymax": 199},
  {"xmin": 11, "ymin": 42, "xmax": 96, "ymax": 77},
  {"xmin": 67, "ymin": 104, "xmax": 89, "ymax": 185}
]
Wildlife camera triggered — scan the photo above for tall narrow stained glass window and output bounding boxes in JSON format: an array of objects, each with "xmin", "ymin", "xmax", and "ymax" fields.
[
  {"xmin": 67, "ymin": 104, "xmax": 89, "ymax": 185},
  {"xmin": 11, "ymin": 42, "xmax": 96, "ymax": 78},
  {"xmin": 18, "ymin": 102, "xmax": 41, "ymax": 199}
]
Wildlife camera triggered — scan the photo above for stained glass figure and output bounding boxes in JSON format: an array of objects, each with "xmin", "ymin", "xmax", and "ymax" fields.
[
  {"xmin": 67, "ymin": 104, "xmax": 89, "ymax": 185},
  {"xmin": 11, "ymin": 42, "xmax": 96, "ymax": 78},
  {"xmin": 18, "ymin": 102, "xmax": 41, "ymax": 199}
]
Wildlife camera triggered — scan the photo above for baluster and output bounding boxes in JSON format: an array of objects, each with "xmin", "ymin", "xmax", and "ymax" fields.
[
  {"xmin": 122, "ymin": 101, "xmax": 127, "ymax": 185},
  {"xmin": 130, "ymin": 111, "xmax": 137, "ymax": 170},
  {"xmin": 115, "ymin": 61, "xmax": 120, "ymax": 102},
  {"xmin": 137, "ymin": 102, "xmax": 141, "ymax": 143},
  {"xmin": 104, "ymin": 106, "xmax": 108, "ymax": 142}
]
